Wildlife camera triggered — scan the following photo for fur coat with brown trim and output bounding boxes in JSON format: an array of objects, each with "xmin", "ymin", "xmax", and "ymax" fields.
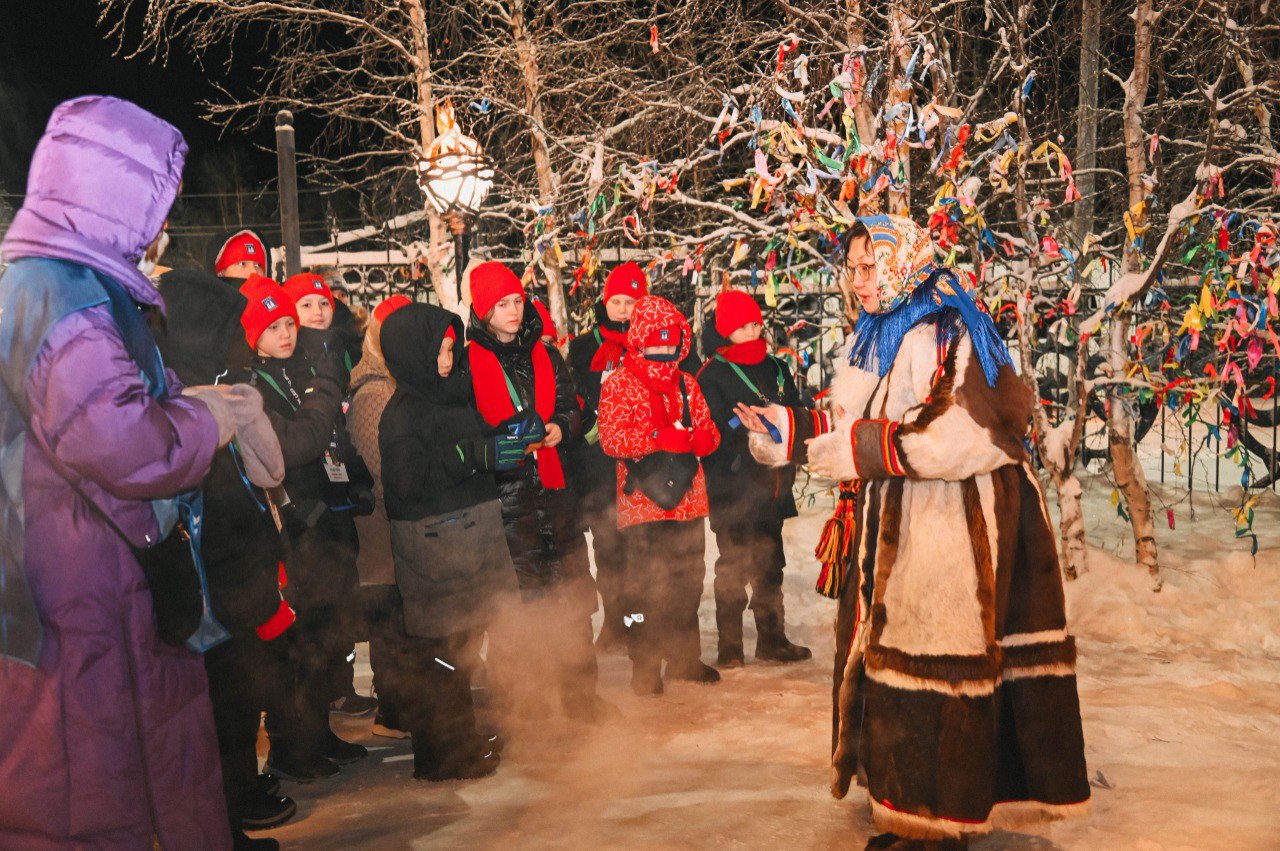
[{"xmin": 752, "ymin": 320, "xmax": 1091, "ymax": 841}]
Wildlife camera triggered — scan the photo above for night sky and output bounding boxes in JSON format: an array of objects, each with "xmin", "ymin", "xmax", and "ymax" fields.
[
  {"xmin": 1, "ymin": 1, "xmax": 278, "ymax": 190},
  {"xmin": 0, "ymin": 0, "xmax": 296, "ymax": 259}
]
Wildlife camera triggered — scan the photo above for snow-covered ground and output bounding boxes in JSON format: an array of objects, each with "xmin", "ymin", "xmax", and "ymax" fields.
[{"xmin": 258, "ymin": 476, "xmax": 1280, "ymax": 850}]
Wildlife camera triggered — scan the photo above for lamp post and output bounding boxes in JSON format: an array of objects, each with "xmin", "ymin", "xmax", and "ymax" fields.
[{"xmin": 418, "ymin": 100, "xmax": 494, "ymax": 306}]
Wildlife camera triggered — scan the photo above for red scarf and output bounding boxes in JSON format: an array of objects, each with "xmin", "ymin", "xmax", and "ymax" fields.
[
  {"xmin": 589, "ymin": 325, "xmax": 628, "ymax": 372},
  {"xmin": 716, "ymin": 338, "xmax": 768, "ymax": 365},
  {"xmin": 469, "ymin": 342, "xmax": 566, "ymax": 489}
]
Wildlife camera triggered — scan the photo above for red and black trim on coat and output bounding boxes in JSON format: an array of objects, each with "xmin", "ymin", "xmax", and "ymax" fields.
[
  {"xmin": 786, "ymin": 407, "xmax": 831, "ymax": 465},
  {"xmin": 851, "ymin": 418, "xmax": 907, "ymax": 478}
]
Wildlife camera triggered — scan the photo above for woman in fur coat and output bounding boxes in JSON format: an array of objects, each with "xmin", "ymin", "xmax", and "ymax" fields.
[{"xmin": 742, "ymin": 215, "xmax": 1090, "ymax": 849}]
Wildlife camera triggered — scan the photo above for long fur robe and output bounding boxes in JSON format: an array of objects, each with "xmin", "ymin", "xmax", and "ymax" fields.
[{"xmin": 754, "ymin": 321, "xmax": 1091, "ymax": 840}]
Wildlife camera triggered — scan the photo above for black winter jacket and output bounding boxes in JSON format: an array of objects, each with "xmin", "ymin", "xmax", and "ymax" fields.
[
  {"xmin": 459, "ymin": 302, "xmax": 591, "ymax": 601},
  {"xmin": 247, "ymin": 348, "xmax": 365, "ymax": 609},
  {"xmin": 151, "ymin": 268, "xmax": 283, "ymax": 634},
  {"xmin": 697, "ymin": 349, "xmax": 804, "ymax": 525},
  {"xmin": 379, "ymin": 305, "xmax": 499, "ymax": 520},
  {"xmin": 378, "ymin": 303, "xmax": 517, "ymax": 637}
]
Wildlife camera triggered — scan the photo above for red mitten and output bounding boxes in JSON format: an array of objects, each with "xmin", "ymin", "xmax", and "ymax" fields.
[
  {"xmin": 656, "ymin": 425, "xmax": 693, "ymax": 454},
  {"xmin": 691, "ymin": 428, "xmax": 719, "ymax": 458}
]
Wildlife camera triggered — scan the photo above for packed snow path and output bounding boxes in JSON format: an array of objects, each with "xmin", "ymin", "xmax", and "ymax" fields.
[{"xmin": 260, "ymin": 479, "xmax": 1280, "ymax": 849}]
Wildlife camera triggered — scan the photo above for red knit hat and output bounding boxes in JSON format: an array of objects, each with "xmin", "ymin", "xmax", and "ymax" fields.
[
  {"xmin": 215, "ymin": 229, "xmax": 267, "ymax": 276},
  {"xmin": 241, "ymin": 279, "xmax": 298, "ymax": 349},
  {"xmin": 372, "ymin": 294, "xmax": 412, "ymax": 324},
  {"xmin": 469, "ymin": 261, "xmax": 524, "ymax": 319},
  {"xmin": 604, "ymin": 261, "xmax": 648, "ymax": 301},
  {"xmin": 282, "ymin": 272, "xmax": 334, "ymax": 308},
  {"xmin": 715, "ymin": 289, "xmax": 763, "ymax": 338}
]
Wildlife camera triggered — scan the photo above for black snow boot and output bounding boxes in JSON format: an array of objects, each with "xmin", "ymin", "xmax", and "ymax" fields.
[
  {"xmin": 414, "ymin": 740, "xmax": 501, "ymax": 782},
  {"xmin": 755, "ymin": 635, "xmax": 812, "ymax": 663},
  {"xmin": 241, "ymin": 791, "xmax": 297, "ymax": 831},
  {"xmin": 264, "ymin": 750, "xmax": 339, "ymax": 784},
  {"xmin": 754, "ymin": 598, "xmax": 811, "ymax": 663},
  {"xmin": 233, "ymin": 830, "xmax": 280, "ymax": 851},
  {"xmin": 324, "ymin": 731, "xmax": 369, "ymax": 765},
  {"xmin": 667, "ymin": 659, "xmax": 722, "ymax": 684}
]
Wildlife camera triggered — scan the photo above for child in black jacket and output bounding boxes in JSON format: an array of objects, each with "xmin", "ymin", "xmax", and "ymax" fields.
[
  {"xmin": 697, "ymin": 290, "xmax": 812, "ymax": 667},
  {"xmin": 379, "ymin": 302, "xmax": 534, "ymax": 781},
  {"xmin": 240, "ymin": 277, "xmax": 371, "ymax": 784},
  {"xmin": 460, "ymin": 262, "xmax": 617, "ymax": 723}
]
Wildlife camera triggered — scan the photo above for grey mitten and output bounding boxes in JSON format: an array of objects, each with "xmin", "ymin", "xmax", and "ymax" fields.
[
  {"xmin": 221, "ymin": 384, "xmax": 285, "ymax": 488},
  {"xmin": 182, "ymin": 385, "xmax": 236, "ymax": 448}
]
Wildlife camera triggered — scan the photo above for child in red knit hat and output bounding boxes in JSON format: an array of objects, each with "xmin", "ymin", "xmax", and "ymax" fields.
[
  {"xmin": 240, "ymin": 277, "xmax": 376, "ymax": 782},
  {"xmin": 461, "ymin": 260, "xmax": 618, "ymax": 723},
  {"xmin": 696, "ymin": 289, "xmax": 812, "ymax": 668},
  {"xmin": 563, "ymin": 260, "xmax": 651, "ymax": 650}
]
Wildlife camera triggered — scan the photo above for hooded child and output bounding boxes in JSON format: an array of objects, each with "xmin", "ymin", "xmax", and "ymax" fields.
[
  {"xmin": 378, "ymin": 301, "xmax": 532, "ymax": 780},
  {"xmin": 460, "ymin": 261, "xmax": 618, "ymax": 723},
  {"xmin": 597, "ymin": 295, "xmax": 722, "ymax": 695},
  {"xmin": 697, "ymin": 289, "xmax": 812, "ymax": 668},
  {"xmin": 743, "ymin": 215, "xmax": 1090, "ymax": 849}
]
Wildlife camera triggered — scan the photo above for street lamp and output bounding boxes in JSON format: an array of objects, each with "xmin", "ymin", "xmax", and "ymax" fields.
[{"xmin": 418, "ymin": 99, "xmax": 494, "ymax": 305}]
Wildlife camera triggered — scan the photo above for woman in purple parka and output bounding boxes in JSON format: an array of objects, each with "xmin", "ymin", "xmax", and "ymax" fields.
[{"xmin": 0, "ymin": 97, "xmax": 238, "ymax": 849}]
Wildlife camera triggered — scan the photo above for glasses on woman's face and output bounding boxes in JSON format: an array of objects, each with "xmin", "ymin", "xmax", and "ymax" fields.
[{"xmin": 850, "ymin": 262, "xmax": 877, "ymax": 283}]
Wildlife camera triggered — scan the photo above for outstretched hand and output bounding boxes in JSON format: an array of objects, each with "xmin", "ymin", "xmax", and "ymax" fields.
[{"xmin": 733, "ymin": 403, "xmax": 775, "ymax": 435}]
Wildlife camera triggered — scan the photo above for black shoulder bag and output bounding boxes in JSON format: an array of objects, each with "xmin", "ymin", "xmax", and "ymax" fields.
[{"xmin": 622, "ymin": 379, "xmax": 700, "ymax": 511}]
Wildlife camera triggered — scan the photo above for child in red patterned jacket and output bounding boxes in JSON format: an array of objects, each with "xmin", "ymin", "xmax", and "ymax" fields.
[{"xmin": 597, "ymin": 295, "xmax": 721, "ymax": 695}]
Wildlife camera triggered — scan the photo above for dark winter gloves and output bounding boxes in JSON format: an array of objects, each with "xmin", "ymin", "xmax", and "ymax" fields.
[{"xmin": 183, "ymin": 383, "xmax": 286, "ymax": 487}]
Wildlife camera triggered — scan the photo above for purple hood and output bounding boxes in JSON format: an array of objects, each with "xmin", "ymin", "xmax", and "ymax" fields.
[{"xmin": 0, "ymin": 95, "xmax": 187, "ymax": 310}]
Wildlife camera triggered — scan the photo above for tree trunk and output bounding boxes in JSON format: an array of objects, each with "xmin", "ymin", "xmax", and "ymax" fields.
[
  {"xmin": 1072, "ymin": 0, "xmax": 1101, "ymax": 243},
  {"xmin": 511, "ymin": 0, "xmax": 568, "ymax": 333},
  {"xmin": 1107, "ymin": 0, "xmax": 1161, "ymax": 589},
  {"xmin": 844, "ymin": 0, "xmax": 881, "ymax": 212},
  {"xmin": 404, "ymin": 0, "xmax": 453, "ymax": 310}
]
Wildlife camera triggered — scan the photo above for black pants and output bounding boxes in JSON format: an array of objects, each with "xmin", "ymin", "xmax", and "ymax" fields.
[
  {"xmin": 263, "ymin": 605, "xmax": 345, "ymax": 761},
  {"xmin": 376, "ymin": 627, "xmax": 480, "ymax": 771},
  {"xmin": 205, "ymin": 632, "xmax": 276, "ymax": 831},
  {"xmin": 579, "ymin": 483, "xmax": 627, "ymax": 640},
  {"xmin": 619, "ymin": 519, "xmax": 706, "ymax": 669},
  {"xmin": 711, "ymin": 517, "xmax": 786, "ymax": 654}
]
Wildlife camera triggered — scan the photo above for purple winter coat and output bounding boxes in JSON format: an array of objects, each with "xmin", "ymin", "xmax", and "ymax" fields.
[{"xmin": 0, "ymin": 97, "xmax": 231, "ymax": 850}]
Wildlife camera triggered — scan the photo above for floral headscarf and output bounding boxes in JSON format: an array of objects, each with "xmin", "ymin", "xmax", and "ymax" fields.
[
  {"xmin": 846, "ymin": 215, "xmax": 1011, "ymax": 387},
  {"xmin": 857, "ymin": 214, "xmax": 938, "ymax": 313}
]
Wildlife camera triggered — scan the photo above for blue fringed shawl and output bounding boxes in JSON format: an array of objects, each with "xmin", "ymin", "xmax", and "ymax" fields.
[{"xmin": 848, "ymin": 265, "xmax": 1012, "ymax": 387}]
